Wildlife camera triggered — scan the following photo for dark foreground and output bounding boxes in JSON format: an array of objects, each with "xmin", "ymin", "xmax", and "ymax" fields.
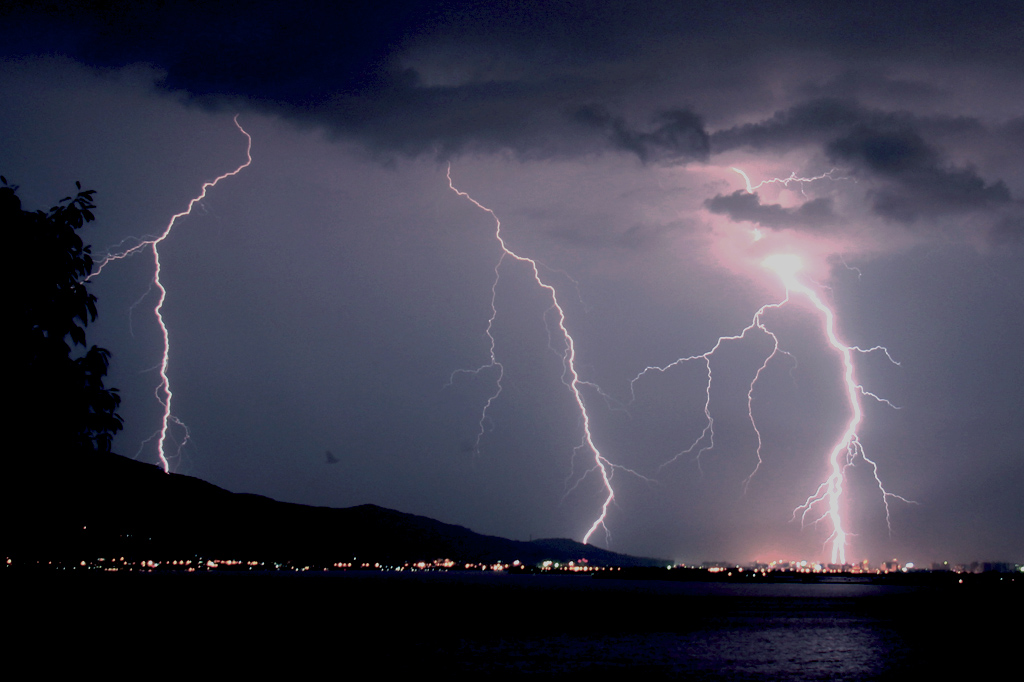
[{"xmin": 10, "ymin": 571, "xmax": 1018, "ymax": 678}]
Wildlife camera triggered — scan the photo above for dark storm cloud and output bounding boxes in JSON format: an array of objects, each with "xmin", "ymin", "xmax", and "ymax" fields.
[
  {"xmin": 4, "ymin": 1, "xmax": 1023, "ymax": 162},
  {"xmin": 1, "ymin": 1, "xmax": 713, "ymax": 161},
  {"xmin": 713, "ymin": 99, "xmax": 1023, "ymax": 233},
  {"xmin": 795, "ymin": 69, "xmax": 944, "ymax": 106},
  {"xmin": 826, "ymin": 127, "xmax": 1016, "ymax": 224},
  {"xmin": 572, "ymin": 105, "xmax": 709, "ymax": 164},
  {"xmin": 710, "ymin": 99, "xmax": 983, "ymax": 154},
  {"xmin": 705, "ymin": 191, "xmax": 835, "ymax": 231},
  {"xmin": 311, "ymin": 75, "xmax": 609, "ymax": 160},
  {"xmin": 0, "ymin": 1, "xmax": 434, "ymax": 101}
]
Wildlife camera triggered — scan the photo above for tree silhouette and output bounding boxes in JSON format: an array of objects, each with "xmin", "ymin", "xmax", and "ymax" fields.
[{"xmin": 4, "ymin": 177, "xmax": 123, "ymax": 456}]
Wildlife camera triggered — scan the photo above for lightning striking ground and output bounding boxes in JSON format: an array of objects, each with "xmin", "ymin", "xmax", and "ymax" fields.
[
  {"xmin": 90, "ymin": 116, "xmax": 252, "ymax": 473},
  {"xmin": 764, "ymin": 254, "xmax": 912, "ymax": 564},
  {"xmin": 632, "ymin": 167, "xmax": 911, "ymax": 564},
  {"xmin": 446, "ymin": 167, "xmax": 622, "ymax": 545}
]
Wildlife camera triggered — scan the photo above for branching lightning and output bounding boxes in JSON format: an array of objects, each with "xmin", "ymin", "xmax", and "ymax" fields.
[
  {"xmin": 763, "ymin": 254, "xmax": 913, "ymax": 564},
  {"xmin": 730, "ymin": 167, "xmax": 850, "ymax": 197},
  {"xmin": 89, "ymin": 116, "xmax": 252, "ymax": 473},
  {"xmin": 632, "ymin": 167, "xmax": 912, "ymax": 563},
  {"xmin": 446, "ymin": 166, "xmax": 630, "ymax": 545},
  {"xmin": 631, "ymin": 296, "xmax": 794, "ymax": 490}
]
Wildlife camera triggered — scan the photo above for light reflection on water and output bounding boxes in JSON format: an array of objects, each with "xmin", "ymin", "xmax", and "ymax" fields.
[
  {"xmin": 359, "ymin": 574, "xmax": 998, "ymax": 678},
  {"xmin": 14, "ymin": 571, "xmax": 1012, "ymax": 678},
  {"xmin": 445, "ymin": 581, "xmax": 902, "ymax": 677}
]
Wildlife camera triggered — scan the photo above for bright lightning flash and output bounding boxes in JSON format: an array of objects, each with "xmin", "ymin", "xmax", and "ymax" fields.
[
  {"xmin": 764, "ymin": 254, "xmax": 913, "ymax": 564},
  {"xmin": 90, "ymin": 116, "xmax": 252, "ymax": 473},
  {"xmin": 633, "ymin": 168, "xmax": 911, "ymax": 564},
  {"xmin": 447, "ymin": 167, "xmax": 630, "ymax": 545}
]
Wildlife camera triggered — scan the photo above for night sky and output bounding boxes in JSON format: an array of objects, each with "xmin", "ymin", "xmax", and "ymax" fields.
[{"xmin": 2, "ymin": 1, "xmax": 1021, "ymax": 565}]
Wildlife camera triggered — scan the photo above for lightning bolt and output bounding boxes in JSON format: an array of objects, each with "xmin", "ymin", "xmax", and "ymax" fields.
[
  {"xmin": 762, "ymin": 255, "xmax": 914, "ymax": 564},
  {"xmin": 630, "ymin": 296, "xmax": 794, "ymax": 490},
  {"xmin": 632, "ymin": 168, "xmax": 911, "ymax": 564},
  {"xmin": 446, "ymin": 166, "xmax": 624, "ymax": 545},
  {"xmin": 90, "ymin": 115, "xmax": 252, "ymax": 473},
  {"xmin": 730, "ymin": 167, "xmax": 850, "ymax": 197}
]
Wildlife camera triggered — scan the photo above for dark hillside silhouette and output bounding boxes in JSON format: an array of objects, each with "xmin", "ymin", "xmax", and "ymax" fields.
[{"xmin": 10, "ymin": 450, "xmax": 666, "ymax": 567}]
